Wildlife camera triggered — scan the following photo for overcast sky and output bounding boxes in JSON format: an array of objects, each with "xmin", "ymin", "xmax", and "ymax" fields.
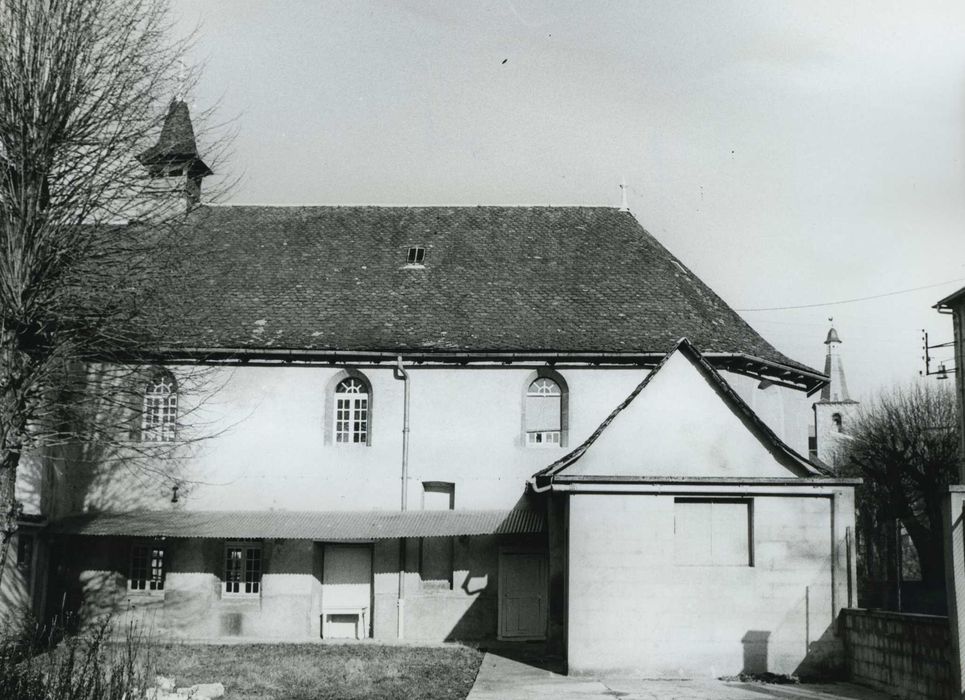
[{"xmin": 171, "ymin": 1, "xmax": 965, "ymax": 400}]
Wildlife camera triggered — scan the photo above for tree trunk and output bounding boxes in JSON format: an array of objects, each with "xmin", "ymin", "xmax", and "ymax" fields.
[
  {"xmin": 884, "ymin": 516, "xmax": 899, "ymax": 609},
  {"xmin": 0, "ymin": 446, "xmax": 22, "ymax": 586},
  {"xmin": 903, "ymin": 516, "xmax": 946, "ymax": 591}
]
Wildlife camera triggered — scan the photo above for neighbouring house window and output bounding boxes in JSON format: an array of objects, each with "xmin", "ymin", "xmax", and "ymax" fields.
[
  {"xmin": 525, "ymin": 377, "xmax": 563, "ymax": 447},
  {"xmin": 334, "ymin": 377, "xmax": 369, "ymax": 444},
  {"xmin": 421, "ymin": 482, "xmax": 454, "ymax": 589},
  {"xmin": 142, "ymin": 371, "xmax": 177, "ymax": 442},
  {"xmin": 832, "ymin": 413, "xmax": 842, "ymax": 432},
  {"xmin": 16, "ymin": 533, "xmax": 33, "ymax": 574},
  {"xmin": 129, "ymin": 542, "xmax": 165, "ymax": 592},
  {"xmin": 224, "ymin": 542, "xmax": 262, "ymax": 595},
  {"xmin": 674, "ymin": 499, "xmax": 752, "ymax": 567}
]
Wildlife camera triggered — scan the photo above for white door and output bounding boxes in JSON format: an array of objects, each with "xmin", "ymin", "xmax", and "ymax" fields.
[
  {"xmin": 322, "ymin": 545, "xmax": 372, "ymax": 638},
  {"xmin": 498, "ymin": 550, "xmax": 548, "ymax": 640}
]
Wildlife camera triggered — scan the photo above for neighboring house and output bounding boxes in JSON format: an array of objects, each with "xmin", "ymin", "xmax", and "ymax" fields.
[
  {"xmin": 935, "ymin": 287, "xmax": 965, "ymax": 474},
  {"xmin": 809, "ymin": 326, "xmax": 860, "ymax": 468},
  {"xmin": 3, "ymin": 102, "xmax": 859, "ymax": 678}
]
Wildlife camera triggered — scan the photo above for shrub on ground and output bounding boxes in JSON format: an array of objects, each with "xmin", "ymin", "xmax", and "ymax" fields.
[{"xmin": 0, "ymin": 612, "xmax": 155, "ymax": 700}]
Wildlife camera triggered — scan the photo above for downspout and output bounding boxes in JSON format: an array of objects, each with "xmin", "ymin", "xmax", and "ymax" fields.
[{"xmin": 394, "ymin": 356, "xmax": 410, "ymax": 639}]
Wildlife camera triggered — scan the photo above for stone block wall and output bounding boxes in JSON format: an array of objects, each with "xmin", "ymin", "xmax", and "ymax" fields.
[{"xmin": 841, "ymin": 608, "xmax": 952, "ymax": 700}]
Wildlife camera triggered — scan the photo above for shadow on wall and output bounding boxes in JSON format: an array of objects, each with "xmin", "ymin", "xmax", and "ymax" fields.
[
  {"xmin": 743, "ymin": 625, "xmax": 842, "ymax": 681},
  {"xmin": 44, "ymin": 362, "xmax": 221, "ymax": 518}
]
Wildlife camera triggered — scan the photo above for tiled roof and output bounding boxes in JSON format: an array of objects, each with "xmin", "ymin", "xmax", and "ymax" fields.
[
  {"xmin": 531, "ymin": 338, "xmax": 827, "ymax": 488},
  {"xmin": 50, "ymin": 507, "xmax": 544, "ymax": 540},
  {"xmin": 148, "ymin": 205, "xmax": 819, "ymax": 379}
]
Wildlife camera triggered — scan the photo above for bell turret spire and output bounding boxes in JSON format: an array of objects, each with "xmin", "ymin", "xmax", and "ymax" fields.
[
  {"xmin": 810, "ymin": 321, "xmax": 860, "ymax": 467},
  {"xmin": 138, "ymin": 99, "xmax": 212, "ymax": 210},
  {"xmin": 820, "ymin": 323, "xmax": 851, "ymax": 402}
]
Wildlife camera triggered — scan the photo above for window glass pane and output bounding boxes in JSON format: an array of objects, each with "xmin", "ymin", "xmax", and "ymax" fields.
[
  {"xmin": 17, "ymin": 534, "xmax": 33, "ymax": 571},
  {"xmin": 528, "ymin": 378, "xmax": 561, "ymax": 395},
  {"xmin": 525, "ymin": 395, "xmax": 561, "ymax": 431},
  {"xmin": 334, "ymin": 380, "xmax": 368, "ymax": 444},
  {"xmin": 143, "ymin": 373, "xmax": 177, "ymax": 442},
  {"xmin": 225, "ymin": 547, "xmax": 243, "ymax": 593},
  {"xmin": 245, "ymin": 547, "xmax": 262, "ymax": 594},
  {"xmin": 130, "ymin": 543, "xmax": 164, "ymax": 591},
  {"xmin": 225, "ymin": 543, "xmax": 261, "ymax": 595},
  {"xmin": 130, "ymin": 545, "xmax": 148, "ymax": 590}
]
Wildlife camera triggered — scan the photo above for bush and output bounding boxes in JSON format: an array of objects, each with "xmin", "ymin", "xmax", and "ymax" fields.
[{"xmin": 0, "ymin": 613, "xmax": 156, "ymax": 700}]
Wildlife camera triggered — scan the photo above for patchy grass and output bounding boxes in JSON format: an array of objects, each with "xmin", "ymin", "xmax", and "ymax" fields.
[{"xmin": 152, "ymin": 643, "xmax": 484, "ymax": 700}]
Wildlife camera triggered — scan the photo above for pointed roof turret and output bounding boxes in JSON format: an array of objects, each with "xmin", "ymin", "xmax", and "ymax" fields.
[
  {"xmin": 137, "ymin": 100, "xmax": 212, "ymax": 178},
  {"xmin": 819, "ymin": 325, "xmax": 854, "ymax": 403}
]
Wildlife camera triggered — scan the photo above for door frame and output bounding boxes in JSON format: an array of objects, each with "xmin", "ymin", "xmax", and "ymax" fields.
[
  {"xmin": 319, "ymin": 542, "xmax": 375, "ymax": 639},
  {"xmin": 497, "ymin": 546, "xmax": 548, "ymax": 641}
]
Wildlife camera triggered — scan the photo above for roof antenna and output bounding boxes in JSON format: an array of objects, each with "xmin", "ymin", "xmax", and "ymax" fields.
[{"xmin": 619, "ymin": 176, "xmax": 630, "ymax": 212}]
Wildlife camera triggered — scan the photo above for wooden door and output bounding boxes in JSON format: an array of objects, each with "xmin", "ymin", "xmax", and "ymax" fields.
[{"xmin": 498, "ymin": 550, "xmax": 548, "ymax": 640}]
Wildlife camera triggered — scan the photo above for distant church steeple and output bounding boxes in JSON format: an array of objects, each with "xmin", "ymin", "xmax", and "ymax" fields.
[
  {"xmin": 820, "ymin": 325, "xmax": 851, "ymax": 402},
  {"xmin": 137, "ymin": 99, "xmax": 212, "ymax": 210},
  {"xmin": 810, "ymin": 321, "xmax": 860, "ymax": 468}
]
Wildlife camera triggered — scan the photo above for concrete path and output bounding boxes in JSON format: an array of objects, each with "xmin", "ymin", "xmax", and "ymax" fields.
[{"xmin": 467, "ymin": 653, "xmax": 895, "ymax": 700}]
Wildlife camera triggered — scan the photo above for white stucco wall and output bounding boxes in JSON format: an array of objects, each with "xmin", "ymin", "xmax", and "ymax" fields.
[
  {"xmin": 565, "ymin": 354, "xmax": 809, "ymax": 478},
  {"xmin": 47, "ymin": 363, "xmax": 810, "ymax": 516}
]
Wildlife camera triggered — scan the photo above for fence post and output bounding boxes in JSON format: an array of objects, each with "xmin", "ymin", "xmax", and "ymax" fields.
[
  {"xmin": 943, "ymin": 486, "xmax": 965, "ymax": 699},
  {"xmin": 846, "ymin": 526, "xmax": 854, "ymax": 608}
]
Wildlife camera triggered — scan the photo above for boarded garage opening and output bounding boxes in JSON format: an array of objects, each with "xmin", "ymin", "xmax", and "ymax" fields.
[{"xmin": 674, "ymin": 499, "xmax": 753, "ymax": 567}]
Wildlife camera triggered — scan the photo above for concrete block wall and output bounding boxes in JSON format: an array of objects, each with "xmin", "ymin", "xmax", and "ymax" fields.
[
  {"xmin": 567, "ymin": 492, "xmax": 840, "ymax": 678},
  {"xmin": 841, "ymin": 609, "xmax": 952, "ymax": 700}
]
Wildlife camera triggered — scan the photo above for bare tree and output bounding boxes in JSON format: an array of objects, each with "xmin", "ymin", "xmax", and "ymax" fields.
[
  {"xmin": 0, "ymin": 0, "xmax": 227, "ymax": 583},
  {"xmin": 838, "ymin": 382, "xmax": 961, "ymax": 603}
]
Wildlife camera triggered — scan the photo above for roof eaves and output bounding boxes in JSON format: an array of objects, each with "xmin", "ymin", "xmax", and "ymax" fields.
[
  {"xmin": 934, "ymin": 285, "xmax": 965, "ymax": 310},
  {"xmin": 127, "ymin": 346, "xmax": 822, "ymax": 391}
]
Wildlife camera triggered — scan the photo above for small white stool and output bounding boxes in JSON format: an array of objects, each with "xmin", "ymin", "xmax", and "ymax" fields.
[{"xmin": 321, "ymin": 606, "xmax": 368, "ymax": 639}]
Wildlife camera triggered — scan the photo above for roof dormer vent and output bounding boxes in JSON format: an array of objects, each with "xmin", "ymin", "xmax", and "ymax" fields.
[{"xmin": 405, "ymin": 246, "xmax": 426, "ymax": 267}]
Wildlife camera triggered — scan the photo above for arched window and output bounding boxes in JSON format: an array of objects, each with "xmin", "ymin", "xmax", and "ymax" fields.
[
  {"xmin": 142, "ymin": 371, "xmax": 177, "ymax": 442},
  {"xmin": 525, "ymin": 376, "xmax": 563, "ymax": 447},
  {"xmin": 334, "ymin": 377, "xmax": 369, "ymax": 444},
  {"xmin": 832, "ymin": 412, "xmax": 842, "ymax": 432}
]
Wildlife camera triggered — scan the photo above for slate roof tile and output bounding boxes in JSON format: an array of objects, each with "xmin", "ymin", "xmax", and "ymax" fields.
[{"xmin": 149, "ymin": 205, "xmax": 816, "ymax": 375}]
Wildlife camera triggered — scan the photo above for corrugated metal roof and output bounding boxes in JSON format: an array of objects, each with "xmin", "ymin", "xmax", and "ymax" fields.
[{"xmin": 50, "ymin": 507, "xmax": 545, "ymax": 540}]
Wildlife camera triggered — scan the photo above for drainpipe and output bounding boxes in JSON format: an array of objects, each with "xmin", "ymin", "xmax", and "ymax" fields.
[{"xmin": 394, "ymin": 356, "xmax": 410, "ymax": 639}]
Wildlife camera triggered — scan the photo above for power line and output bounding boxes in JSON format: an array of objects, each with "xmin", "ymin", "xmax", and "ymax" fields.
[{"xmin": 737, "ymin": 277, "xmax": 965, "ymax": 312}]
